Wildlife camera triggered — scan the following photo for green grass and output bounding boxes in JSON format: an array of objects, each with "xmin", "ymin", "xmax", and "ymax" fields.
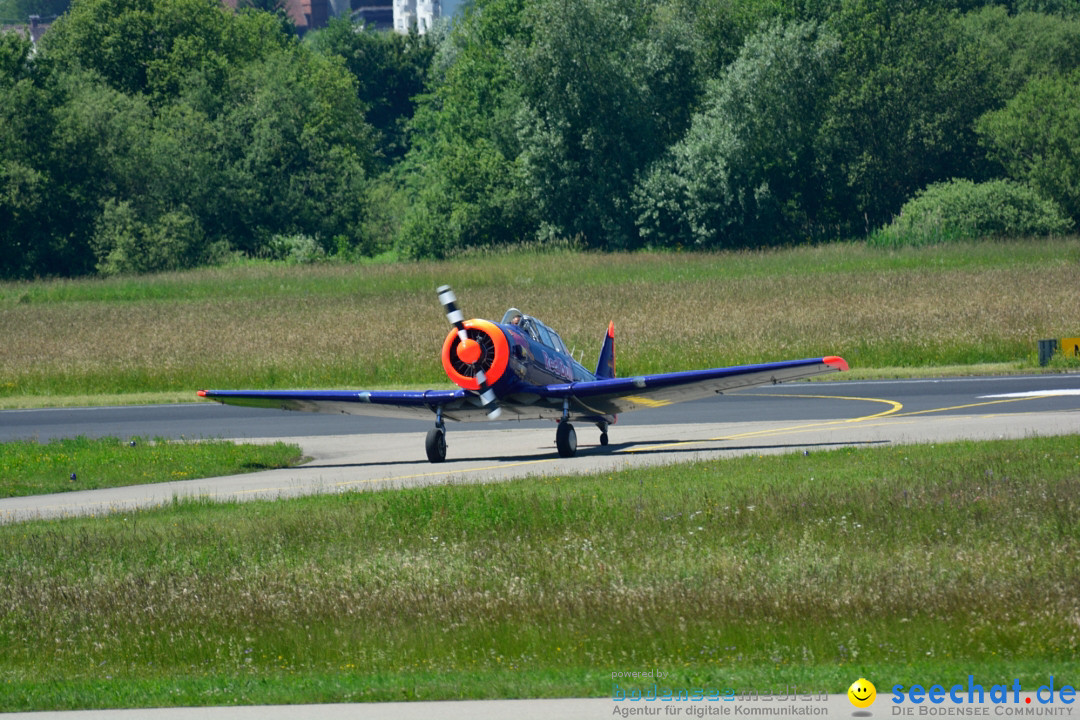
[
  {"xmin": 0, "ymin": 437, "xmax": 306, "ymax": 498},
  {"xmin": 1, "ymin": 435, "xmax": 1077, "ymax": 710},
  {"xmin": 3, "ymin": 238, "xmax": 1080, "ymax": 404}
]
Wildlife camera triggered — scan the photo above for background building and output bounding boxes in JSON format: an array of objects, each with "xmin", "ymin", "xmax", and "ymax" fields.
[
  {"xmin": 353, "ymin": 4, "xmax": 393, "ymax": 30},
  {"xmin": 392, "ymin": 0, "xmax": 461, "ymax": 34}
]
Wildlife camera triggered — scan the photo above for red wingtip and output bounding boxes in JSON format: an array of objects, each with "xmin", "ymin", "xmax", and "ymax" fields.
[
  {"xmin": 197, "ymin": 390, "xmax": 207, "ymax": 397},
  {"xmin": 608, "ymin": 320, "xmax": 614, "ymax": 338},
  {"xmin": 824, "ymin": 356, "xmax": 849, "ymax": 372}
]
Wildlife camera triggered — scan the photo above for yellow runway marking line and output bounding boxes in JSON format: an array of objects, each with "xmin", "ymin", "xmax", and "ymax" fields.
[
  {"xmin": 893, "ymin": 395, "xmax": 1052, "ymax": 417},
  {"xmin": 623, "ymin": 393, "xmax": 904, "ymax": 454},
  {"xmin": 760, "ymin": 393, "xmax": 904, "ymax": 421},
  {"xmin": 621, "ymin": 392, "xmax": 1073, "ymax": 456}
]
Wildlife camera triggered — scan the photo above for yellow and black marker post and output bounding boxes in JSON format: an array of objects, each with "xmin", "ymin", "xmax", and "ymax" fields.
[{"xmin": 1038, "ymin": 337, "xmax": 1080, "ymax": 366}]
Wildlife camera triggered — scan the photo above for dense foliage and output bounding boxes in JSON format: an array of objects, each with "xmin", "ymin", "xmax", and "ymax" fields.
[
  {"xmin": 3, "ymin": 0, "xmax": 1080, "ymax": 276},
  {"xmin": 871, "ymin": 178, "xmax": 1074, "ymax": 246}
]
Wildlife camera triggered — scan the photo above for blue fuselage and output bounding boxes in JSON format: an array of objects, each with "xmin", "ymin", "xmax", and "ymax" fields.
[{"xmin": 499, "ymin": 322, "xmax": 595, "ymax": 390}]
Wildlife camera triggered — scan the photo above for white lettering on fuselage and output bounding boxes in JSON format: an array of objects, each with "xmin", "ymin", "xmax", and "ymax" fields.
[{"xmin": 543, "ymin": 352, "xmax": 572, "ymax": 381}]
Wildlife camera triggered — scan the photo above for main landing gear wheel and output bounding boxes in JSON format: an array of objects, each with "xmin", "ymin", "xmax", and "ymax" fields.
[
  {"xmin": 556, "ymin": 421, "xmax": 577, "ymax": 458},
  {"xmin": 425, "ymin": 427, "xmax": 447, "ymax": 463}
]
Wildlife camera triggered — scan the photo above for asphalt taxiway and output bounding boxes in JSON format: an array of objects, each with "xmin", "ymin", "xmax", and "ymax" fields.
[{"xmin": 2, "ymin": 374, "xmax": 1078, "ymax": 523}]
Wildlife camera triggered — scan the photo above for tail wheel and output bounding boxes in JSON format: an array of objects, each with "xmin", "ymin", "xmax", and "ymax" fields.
[
  {"xmin": 426, "ymin": 427, "xmax": 447, "ymax": 463},
  {"xmin": 556, "ymin": 422, "xmax": 577, "ymax": 458}
]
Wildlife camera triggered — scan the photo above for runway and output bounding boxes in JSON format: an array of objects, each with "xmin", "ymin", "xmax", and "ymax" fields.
[
  {"xmin": 6, "ymin": 373, "xmax": 1080, "ymax": 443},
  {"xmin": 2, "ymin": 374, "xmax": 1079, "ymax": 523}
]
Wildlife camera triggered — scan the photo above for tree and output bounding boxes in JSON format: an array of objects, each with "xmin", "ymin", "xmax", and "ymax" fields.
[
  {"xmin": 512, "ymin": 0, "xmax": 700, "ymax": 249},
  {"xmin": 633, "ymin": 20, "xmax": 839, "ymax": 249},
  {"xmin": 44, "ymin": 70, "xmax": 157, "ymax": 275},
  {"xmin": 42, "ymin": 0, "xmax": 290, "ymax": 101},
  {"xmin": 9, "ymin": 0, "xmax": 72, "ymax": 22},
  {"xmin": 963, "ymin": 6, "xmax": 1080, "ymax": 100},
  {"xmin": 0, "ymin": 32, "xmax": 53, "ymax": 277},
  {"xmin": 12, "ymin": 0, "xmax": 377, "ymax": 276},
  {"xmin": 667, "ymin": 0, "xmax": 817, "ymax": 74},
  {"xmin": 977, "ymin": 69, "xmax": 1080, "ymax": 222},
  {"xmin": 308, "ymin": 19, "xmax": 436, "ymax": 166},
  {"xmin": 397, "ymin": 0, "xmax": 535, "ymax": 257},
  {"xmin": 91, "ymin": 199, "xmax": 205, "ymax": 275},
  {"xmin": 211, "ymin": 47, "xmax": 375, "ymax": 253},
  {"xmin": 817, "ymin": 0, "xmax": 1000, "ymax": 231},
  {"xmin": 873, "ymin": 178, "xmax": 1073, "ymax": 246}
]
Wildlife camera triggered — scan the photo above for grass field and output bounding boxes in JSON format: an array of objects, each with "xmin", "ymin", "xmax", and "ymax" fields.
[
  {"xmin": 0, "ymin": 437, "xmax": 305, "ymax": 498},
  {"xmin": 0, "ymin": 435, "xmax": 1077, "ymax": 710},
  {"xmin": 3, "ymin": 238, "xmax": 1080, "ymax": 406}
]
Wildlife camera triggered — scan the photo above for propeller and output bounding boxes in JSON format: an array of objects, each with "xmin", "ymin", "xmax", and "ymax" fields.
[{"xmin": 437, "ymin": 285, "xmax": 502, "ymax": 419}]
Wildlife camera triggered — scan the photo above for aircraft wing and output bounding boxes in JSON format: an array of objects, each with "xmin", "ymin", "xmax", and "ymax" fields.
[
  {"xmin": 199, "ymin": 356, "xmax": 847, "ymax": 423},
  {"xmin": 197, "ymin": 388, "xmax": 481, "ymax": 421},
  {"xmin": 543, "ymin": 356, "xmax": 849, "ymax": 420}
]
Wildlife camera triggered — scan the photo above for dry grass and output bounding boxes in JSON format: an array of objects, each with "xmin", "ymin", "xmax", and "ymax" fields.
[{"xmin": 2, "ymin": 239, "xmax": 1079, "ymax": 399}]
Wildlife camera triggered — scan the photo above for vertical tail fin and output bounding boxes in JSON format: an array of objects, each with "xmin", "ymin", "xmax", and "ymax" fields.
[{"xmin": 595, "ymin": 321, "xmax": 616, "ymax": 380}]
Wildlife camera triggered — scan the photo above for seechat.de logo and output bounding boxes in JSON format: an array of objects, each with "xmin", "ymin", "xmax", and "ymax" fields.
[{"xmin": 849, "ymin": 678, "xmax": 877, "ymax": 709}]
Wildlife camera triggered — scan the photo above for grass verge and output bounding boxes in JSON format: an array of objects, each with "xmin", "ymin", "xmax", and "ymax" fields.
[
  {"xmin": 0, "ymin": 437, "xmax": 306, "ymax": 498},
  {"xmin": 1, "ymin": 435, "xmax": 1076, "ymax": 710}
]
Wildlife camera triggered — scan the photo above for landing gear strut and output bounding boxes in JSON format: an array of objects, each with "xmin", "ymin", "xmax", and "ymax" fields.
[{"xmin": 426, "ymin": 408, "xmax": 447, "ymax": 463}]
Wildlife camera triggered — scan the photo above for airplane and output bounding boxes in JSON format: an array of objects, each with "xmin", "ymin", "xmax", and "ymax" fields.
[{"xmin": 198, "ymin": 285, "xmax": 849, "ymax": 463}]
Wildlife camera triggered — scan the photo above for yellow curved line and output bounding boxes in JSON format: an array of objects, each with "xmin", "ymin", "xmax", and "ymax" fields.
[
  {"xmin": 623, "ymin": 393, "xmax": 904, "ymax": 454},
  {"xmin": 894, "ymin": 395, "xmax": 1047, "ymax": 417},
  {"xmin": 761, "ymin": 393, "xmax": 904, "ymax": 422}
]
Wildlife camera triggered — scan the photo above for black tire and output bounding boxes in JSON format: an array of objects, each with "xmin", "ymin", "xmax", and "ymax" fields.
[
  {"xmin": 556, "ymin": 422, "xmax": 577, "ymax": 458},
  {"xmin": 600, "ymin": 431, "xmax": 609, "ymax": 446},
  {"xmin": 425, "ymin": 427, "xmax": 447, "ymax": 463}
]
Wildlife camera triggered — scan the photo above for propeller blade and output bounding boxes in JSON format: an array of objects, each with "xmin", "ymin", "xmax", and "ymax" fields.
[
  {"xmin": 437, "ymin": 285, "xmax": 502, "ymax": 419},
  {"xmin": 438, "ymin": 285, "xmax": 465, "ymax": 330}
]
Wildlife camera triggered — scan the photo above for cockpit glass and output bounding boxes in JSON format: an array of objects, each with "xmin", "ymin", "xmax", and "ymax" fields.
[
  {"xmin": 534, "ymin": 325, "xmax": 553, "ymax": 347},
  {"xmin": 503, "ymin": 309, "xmax": 567, "ymax": 354}
]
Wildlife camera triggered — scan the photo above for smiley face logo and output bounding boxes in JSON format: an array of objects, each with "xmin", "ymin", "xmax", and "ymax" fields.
[{"xmin": 848, "ymin": 678, "xmax": 876, "ymax": 708}]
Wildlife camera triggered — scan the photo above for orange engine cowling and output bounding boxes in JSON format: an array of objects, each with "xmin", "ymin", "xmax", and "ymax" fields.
[{"xmin": 441, "ymin": 319, "xmax": 510, "ymax": 392}]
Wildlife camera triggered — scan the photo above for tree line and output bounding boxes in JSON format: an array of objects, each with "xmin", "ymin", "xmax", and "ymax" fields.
[{"xmin": 2, "ymin": 0, "xmax": 1079, "ymax": 278}]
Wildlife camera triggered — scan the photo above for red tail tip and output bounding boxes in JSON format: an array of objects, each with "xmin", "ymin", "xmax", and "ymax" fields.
[
  {"xmin": 824, "ymin": 356, "xmax": 849, "ymax": 372},
  {"xmin": 607, "ymin": 321, "xmax": 614, "ymax": 338}
]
